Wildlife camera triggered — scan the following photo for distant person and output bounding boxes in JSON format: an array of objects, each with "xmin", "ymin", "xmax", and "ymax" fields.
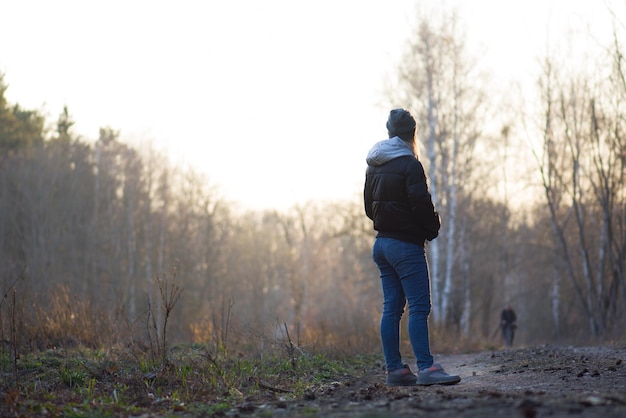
[
  {"xmin": 364, "ymin": 108, "xmax": 460, "ymax": 387},
  {"xmin": 500, "ymin": 304, "xmax": 517, "ymax": 347}
]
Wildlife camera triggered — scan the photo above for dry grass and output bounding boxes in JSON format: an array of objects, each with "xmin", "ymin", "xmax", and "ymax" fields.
[{"xmin": 0, "ymin": 273, "xmax": 505, "ymax": 416}]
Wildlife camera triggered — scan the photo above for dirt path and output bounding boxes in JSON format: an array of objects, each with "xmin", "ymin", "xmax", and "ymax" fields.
[{"xmin": 256, "ymin": 345, "xmax": 626, "ymax": 417}]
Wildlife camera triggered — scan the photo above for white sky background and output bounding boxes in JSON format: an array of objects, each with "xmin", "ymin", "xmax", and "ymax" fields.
[{"xmin": 1, "ymin": 0, "xmax": 622, "ymax": 210}]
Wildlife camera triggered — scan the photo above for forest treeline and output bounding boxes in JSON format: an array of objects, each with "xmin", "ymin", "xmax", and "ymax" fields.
[{"xmin": 1, "ymin": 7, "xmax": 626, "ymax": 356}]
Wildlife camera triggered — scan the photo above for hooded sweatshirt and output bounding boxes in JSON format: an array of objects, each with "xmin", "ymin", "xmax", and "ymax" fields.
[{"xmin": 364, "ymin": 136, "xmax": 440, "ymax": 245}]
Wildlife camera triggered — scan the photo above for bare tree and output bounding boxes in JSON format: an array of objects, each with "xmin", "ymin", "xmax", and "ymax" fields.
[
  {"xmin": 391, "ymin": 6, "xmax": 485, "ymax": 326},
  {"xmin": 532, "ymin": 35, "xmax": 626, "ymax": 336}
]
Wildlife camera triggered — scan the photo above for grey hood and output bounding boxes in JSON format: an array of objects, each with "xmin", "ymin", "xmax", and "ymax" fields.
[{"xmin": 366, "ymin": 136, "xmax": 415, "ymax": 167}]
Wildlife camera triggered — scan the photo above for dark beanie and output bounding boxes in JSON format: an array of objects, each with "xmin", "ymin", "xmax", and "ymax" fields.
[{"xmin": 386, "ymin": 108, "xmax": 416, "ymax": 137}]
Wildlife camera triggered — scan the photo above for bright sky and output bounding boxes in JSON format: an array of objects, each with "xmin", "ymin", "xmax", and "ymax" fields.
[{"xmin": 1, "ymin": 0, "xmax": 621, "ymax": 210}]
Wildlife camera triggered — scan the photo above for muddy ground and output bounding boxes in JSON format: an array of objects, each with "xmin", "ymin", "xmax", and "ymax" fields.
[{"xmin": 242, "ymin": 345, "xmax": 626, "ymax": 418}]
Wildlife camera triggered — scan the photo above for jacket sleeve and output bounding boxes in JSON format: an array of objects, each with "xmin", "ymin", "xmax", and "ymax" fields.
[
  {"xmin": 363, "ymin": 169, "xmax": 374, "ymax": 220},
  {"xmin": 406, "ymin": 159, "xmax": 441, "ymax": 241}
]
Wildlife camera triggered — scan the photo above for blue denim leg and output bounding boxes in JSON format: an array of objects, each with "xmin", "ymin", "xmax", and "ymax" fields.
[{"xmin": 373, "ymin": 237, "xmax": 434, "ymax": 372}]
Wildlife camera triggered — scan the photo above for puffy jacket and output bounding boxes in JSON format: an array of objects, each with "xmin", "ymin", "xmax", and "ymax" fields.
[{"xmin": 364, "ymin": 136, "xmax": 440, "ymax": 245}]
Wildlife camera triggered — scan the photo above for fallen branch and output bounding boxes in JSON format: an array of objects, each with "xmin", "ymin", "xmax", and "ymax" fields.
[{"xmin": 256, "ymin": 379, "xmax": 293, "ymax": 393}]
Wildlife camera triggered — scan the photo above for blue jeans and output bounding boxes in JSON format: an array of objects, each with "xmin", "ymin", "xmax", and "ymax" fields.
[{"xmin": 373, "ymin": 237, "xmax": 433, "ymax": 372}]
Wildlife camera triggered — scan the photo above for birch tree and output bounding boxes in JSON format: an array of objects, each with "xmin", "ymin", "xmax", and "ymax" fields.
[{"xmin": 391, "ymin": 7, "xmax": 484, "ymax": 326}]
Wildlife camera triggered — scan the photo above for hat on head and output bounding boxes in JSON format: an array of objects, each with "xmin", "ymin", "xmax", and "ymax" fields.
[{"xmin": 386, "ymin": 108, "xmax": 416, "ymax": 137}]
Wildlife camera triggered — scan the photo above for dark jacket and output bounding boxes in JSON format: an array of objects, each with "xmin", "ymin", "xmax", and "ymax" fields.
[
  {"xmin": 364, "ymin": 136, "xmax": 440, "ymax": 245},
  {"xmin": 501, "ymin": 308, "xmax": 517, "ymax": 325}
]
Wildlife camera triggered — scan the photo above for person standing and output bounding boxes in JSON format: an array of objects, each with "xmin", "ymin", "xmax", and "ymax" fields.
[
  {"xmin": 364, "ymin": 108, "xmax": 460, "ymax": 387},
  {"xmin": 500, "ymin": 304, "xmax": 517, "ymax": 347}
]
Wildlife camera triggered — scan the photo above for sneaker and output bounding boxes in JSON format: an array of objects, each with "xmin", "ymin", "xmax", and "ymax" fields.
[
  {"xmin": 416, "ymin": 363, "xmax": 461, "ymax": 386},
  {"xmin": 386, "ymin": 364, "xmax": 418, "ymax": 386}
]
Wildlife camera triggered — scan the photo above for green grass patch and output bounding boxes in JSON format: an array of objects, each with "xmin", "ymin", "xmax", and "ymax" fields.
[{"xmin": 0, "ymin": 344, "xmax": 372, "ymax": 417}]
